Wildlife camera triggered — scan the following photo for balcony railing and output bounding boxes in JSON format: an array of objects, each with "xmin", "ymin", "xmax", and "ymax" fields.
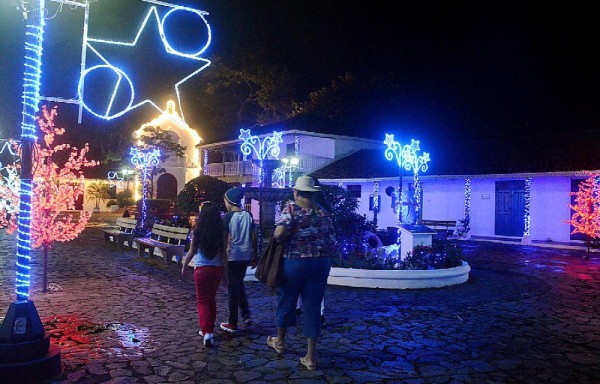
[{"xmin": 204, "ymin": 155, "xmax": 332, "ymax": 179}]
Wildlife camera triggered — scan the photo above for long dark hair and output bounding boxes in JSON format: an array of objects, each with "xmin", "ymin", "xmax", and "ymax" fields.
[{"xmin": 192, "ymin": 202, "xmax": 224, "ymax": 259}]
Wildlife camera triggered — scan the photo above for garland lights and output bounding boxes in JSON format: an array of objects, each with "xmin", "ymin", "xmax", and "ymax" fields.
[
  {"xmin": 464, "ymin": 178, "xmax": 471, "ymax": 235},
  {"xmin": 372, "ymin": 181, "xmax": 380, "ymax": 225},
  {"xmin": 130, "ymin": 147, "xmax": 161, "ymax": 230},
  {"xmin": 292, "ymin": 134, "xmax": 299, "ymax": 186},
  {"xmin": 524, "ymin": 177, "xmax": 531, "ymax": 236},
  {"xmin": 401, "ymin": 139, "xmax": 430, "ymax": 224},
  {"xmin": 203, "ymin": 149, "xmax": 208, "ymax": 175},
  {"xmin": 78, "ymin": 2, "xmax": 212, "ymax": 121}
]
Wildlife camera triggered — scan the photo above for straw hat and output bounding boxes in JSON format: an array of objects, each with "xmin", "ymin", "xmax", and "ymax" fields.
[{"xmin": 293, "ymin": 176, "xmax": 321, "ymax": 192}]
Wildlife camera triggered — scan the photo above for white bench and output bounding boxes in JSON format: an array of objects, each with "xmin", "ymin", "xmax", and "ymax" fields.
[
  {"xmin": 102, "ymin": 217, "xmax": 138, "ymax": 250},
  {"xmin": 133, "ymin": 224, "xmax": 190, "ymax": 264},
  {"xmin": 420, "ymin": 220, "xmax": 458, "ymax": 240}
]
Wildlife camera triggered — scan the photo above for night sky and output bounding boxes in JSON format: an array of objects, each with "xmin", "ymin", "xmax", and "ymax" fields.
[{"xmin": 0, "ymin": 0, "xmax": 598, "ymax": 146}]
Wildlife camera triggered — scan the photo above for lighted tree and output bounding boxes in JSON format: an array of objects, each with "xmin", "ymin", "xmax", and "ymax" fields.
[
  {"xmin": 567, "ymin": 174, "xmax": 600, "ymax": 259},
  {"xmin": 0, "ymin": 106, "xmax": 98, "ymax": 292},
  {"xmin": 0, "ymin": 161, "xmax": 20, "ymax": 232}
]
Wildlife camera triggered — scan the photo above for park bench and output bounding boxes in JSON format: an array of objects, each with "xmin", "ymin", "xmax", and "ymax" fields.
[
  {"xmin": 102, "ymin": 217, "xmax": 138, "ymax": 250},
  {"xmin": 420, "ymin": 219, "xmax": 458, "ymax": 240},
  {"xmin": 133, "ymin": 224, "xmax": 190, "ymax": 264}
]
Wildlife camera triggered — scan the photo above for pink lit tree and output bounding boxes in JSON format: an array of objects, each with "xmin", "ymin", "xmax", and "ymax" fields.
[
  {"xmin": 567, "ymin": 174, "xmax": 600, "ymax": 259},
  {"xmin": 0, "ymin": 106, "xmax": 98, "ymax": 291}
]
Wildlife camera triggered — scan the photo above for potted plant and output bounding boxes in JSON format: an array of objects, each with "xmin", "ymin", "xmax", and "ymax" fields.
[
  {"xmin": 86, "ymin": 182, "xmax": 110, "ymax": 213},
  {"xmin": 106, "ymin": 199, "xmax": 119, "ymax": 212}
]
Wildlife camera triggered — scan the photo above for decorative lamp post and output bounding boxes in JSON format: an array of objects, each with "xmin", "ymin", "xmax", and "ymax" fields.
[
  {"xmin": 401, "ymin": 139, "xmax": 430, "ymax": 223},
  {"xmin": 239, "ymin": 129, "xmax": 282, "ymax": 251},
  {"xmin": 130, "ymin": 147, "xmax": 161, "ymax": 232},
  {"xmin": 0, "ymin": 1, "xmax": 62, "ymax": 380},
  {"xmin": 384, "ymin": 134, "xmax": 410, "ymax": 244}
]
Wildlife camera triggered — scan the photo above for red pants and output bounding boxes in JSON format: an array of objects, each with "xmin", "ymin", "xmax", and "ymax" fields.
[{"xmin": 194, "ymin": 266, "xmax": 223, "ymax": 334}]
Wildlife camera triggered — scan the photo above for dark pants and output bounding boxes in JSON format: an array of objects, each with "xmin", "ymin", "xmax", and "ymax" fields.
[{"xmin": 227, "ymin": 260, "xmax": 250, "ymax": 326}]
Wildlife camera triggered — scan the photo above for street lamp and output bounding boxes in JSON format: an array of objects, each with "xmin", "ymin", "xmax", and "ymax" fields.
[{"xmin": 277, "ymin": 155, "xmax": 299, "ymax": 188}]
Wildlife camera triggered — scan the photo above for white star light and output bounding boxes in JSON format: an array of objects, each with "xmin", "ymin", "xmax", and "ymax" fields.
[{"xmin": 79, "ymin": 3, "xmax": 212, "ymax": 122}]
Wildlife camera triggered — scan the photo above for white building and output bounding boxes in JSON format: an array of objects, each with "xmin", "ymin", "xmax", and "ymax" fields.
[{"xmin": 202, "ymin": 120, "xmax": 600, "ymax": 246}]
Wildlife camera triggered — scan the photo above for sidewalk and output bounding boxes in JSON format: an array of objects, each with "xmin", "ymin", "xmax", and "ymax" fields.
[{"xmin": 0, "ymin": 220, "xmax": 598, "ymax": 383}]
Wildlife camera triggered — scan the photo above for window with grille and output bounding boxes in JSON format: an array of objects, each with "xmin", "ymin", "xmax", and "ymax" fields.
[{"xmin": 347, "ymin": 185, "xmax": 361, "ymax": 198}]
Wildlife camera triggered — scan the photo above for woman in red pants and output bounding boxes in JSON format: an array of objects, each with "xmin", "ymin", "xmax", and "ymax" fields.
[{"xmin": 181, "ymin": 202, "xmax": 227, "ymax": 347}]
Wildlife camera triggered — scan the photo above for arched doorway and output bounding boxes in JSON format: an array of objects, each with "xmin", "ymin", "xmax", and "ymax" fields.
[{"xmin": 156, "ymin": 173, "xmax": 178, "ymax": 200}]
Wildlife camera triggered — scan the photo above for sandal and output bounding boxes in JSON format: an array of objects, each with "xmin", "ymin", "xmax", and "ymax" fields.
[
  {"xmin": 300, "ymin": 357, "xmax": 317, "ymax": 371},
  {"xmin": 267, "ymin": 336, "xmax": 284, "ymax": 354}
]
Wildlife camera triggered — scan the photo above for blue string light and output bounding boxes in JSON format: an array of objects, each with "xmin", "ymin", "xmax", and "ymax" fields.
[
  {"xmin": 15, "ymin": 3, "xmax": 45, "ymax": 300},
  {"xmin": 130, "ymin": 147, "xmax": 161, "ymax": 231},
  {"xmin": 524, "ymin": 177, "xmax": 531, "ymax": 236},
  {"xmin": 79, "ymin": 5, "xmax": 211, "ymax": 121}
]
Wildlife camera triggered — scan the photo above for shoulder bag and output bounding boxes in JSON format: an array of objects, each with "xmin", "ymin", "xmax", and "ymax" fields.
[{"xmin": 254, "ymin": 203, "xmax": 295, "ymax": 288}]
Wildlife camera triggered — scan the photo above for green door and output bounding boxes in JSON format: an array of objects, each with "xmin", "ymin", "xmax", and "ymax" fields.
[{"xmin": 495, "ymin": 180, "xmax": 526, "ymax": 236}]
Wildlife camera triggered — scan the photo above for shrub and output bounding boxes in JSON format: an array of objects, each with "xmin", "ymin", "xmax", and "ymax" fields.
[
  {"xmin": 106, "ymin": 200, "xmax": 117, "ymax": 207},
  {"xmin": 176, "ymin": 175, "xmax": 231, "ymax": 214},
  {"xmin": 116, "ymin": 190, "xmax": 134, "ymax": 208},
  {"xmin": 399, "ymin": 240, "xmax": 463, "ymax": 270}
]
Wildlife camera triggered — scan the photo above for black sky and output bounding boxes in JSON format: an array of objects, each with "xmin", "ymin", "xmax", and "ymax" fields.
[{"xmin": 0, "ymin": 0, "xmax": 598, "ymax": 145}]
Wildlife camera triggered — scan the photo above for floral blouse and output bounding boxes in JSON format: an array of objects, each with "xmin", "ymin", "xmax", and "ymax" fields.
[{"xmin": 275, "ymin": 202, "xmax": 336, "ymax": 258}]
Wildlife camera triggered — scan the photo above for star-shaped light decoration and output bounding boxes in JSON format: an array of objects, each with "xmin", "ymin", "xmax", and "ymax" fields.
[
  {"xmin": 79, "ymin": 3, "xmax": 212, "ymax": 122},
  {"xmin": 239, "ymin": 129, "xmax": 283, "ymax": 160}
]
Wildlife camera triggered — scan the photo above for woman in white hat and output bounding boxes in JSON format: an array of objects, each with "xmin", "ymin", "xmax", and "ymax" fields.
[{"xmin": 266, "ymin": 175, "xmax": 336, "ymax": 371}]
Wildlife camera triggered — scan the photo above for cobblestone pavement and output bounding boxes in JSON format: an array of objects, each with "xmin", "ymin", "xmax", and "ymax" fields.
[{"xmin": 1, "ymin": 215, "xmax": 599, "ymax": 383}]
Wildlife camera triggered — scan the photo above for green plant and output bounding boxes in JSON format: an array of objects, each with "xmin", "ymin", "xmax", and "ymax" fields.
[
  {"xmin": 400, "ymin": 240, "xmax": 463, "ymax": 270},
  {"xmin": 86, "ymin": 182, "xmax": 110, "ymax": 209},
  {"xmin": 106, "ymin": 200, "xmax": 117, "ymax": 208},
  {"xmin": 116, "ymin": 189, "xmax": 134, "ymax": 208}
]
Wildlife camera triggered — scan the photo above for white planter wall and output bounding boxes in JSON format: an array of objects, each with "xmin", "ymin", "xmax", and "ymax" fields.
[{"xmin": 244, "ymin": 262, "xmax": 471, "ymax": 290}]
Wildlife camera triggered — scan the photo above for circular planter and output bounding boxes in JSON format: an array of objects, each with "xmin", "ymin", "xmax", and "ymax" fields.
[
  {"xmin": 327, "ymin": 261, "xmax": 470, "ymax": 289},
  {"xmin": 245, "ymin": 261, "xmax": 470, "ymax": 290}
]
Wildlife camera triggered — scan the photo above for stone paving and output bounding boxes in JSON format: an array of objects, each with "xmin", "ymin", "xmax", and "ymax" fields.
[{"xmin": 0, "ymin": 214, "xmax": 599, "ymax": 383}]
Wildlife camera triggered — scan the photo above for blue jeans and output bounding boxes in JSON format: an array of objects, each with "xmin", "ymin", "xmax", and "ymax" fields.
[{"xmin": 276, "ymin": 257, "xmax": 331, "ymax": 338}]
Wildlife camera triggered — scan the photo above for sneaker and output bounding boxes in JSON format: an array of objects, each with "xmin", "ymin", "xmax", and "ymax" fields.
[
  {"xmin": 242, "ymin": 318, "xmax": 253, "ymax": 326},
  {"xmin": 220, "ymin": 322, "xmax": 239, "ymax": 333},
  {"xmin": 203, "ymin": 333, "xmax": 213, "ymax": 347},
  {"xmin": 198, "ymin": 330, "xmax": 204, "ymax": 337}
]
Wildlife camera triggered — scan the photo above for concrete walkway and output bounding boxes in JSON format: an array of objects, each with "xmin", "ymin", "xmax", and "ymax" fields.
[{"xmin": 0, "ymin": 215, "xmax": 598, "ymax": 383}]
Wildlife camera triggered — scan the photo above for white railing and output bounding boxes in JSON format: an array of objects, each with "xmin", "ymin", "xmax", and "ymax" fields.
[
  {"xmin": 205, "ymin": 160, "xmax": 255, "ymax": 177},
  {"xmin": 204, "ymin": 155, "xmax": 332, "ymax": 178}
]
